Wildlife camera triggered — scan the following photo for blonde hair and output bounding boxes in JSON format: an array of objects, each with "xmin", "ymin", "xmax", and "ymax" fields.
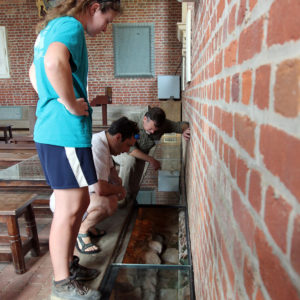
[{"xmin": 36, "ymin": 0, "xmax": 122, "ymax": 33}]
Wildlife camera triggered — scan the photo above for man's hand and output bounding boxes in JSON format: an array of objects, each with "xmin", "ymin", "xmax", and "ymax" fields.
[
  {"xmin": 109, "ymin": 167, "xmax": 122, "ymax": 185},
  {"xmin": 183, "ymin": 128, "xmax": 191, "ymax": 141},
  {"xmin": 149, "ymin": 157, "xmax": 161, "ymax": 170},
  {"xmin": 97, "ymin": 195, "xmax": 118, "ymax": 216},
  {"xmin": 57, "ymin": 97, "xmax": 89, "ymax": 116},
  {"xmin": 118, "ymin": 186, "xmax": 127, "ymax": 200}
]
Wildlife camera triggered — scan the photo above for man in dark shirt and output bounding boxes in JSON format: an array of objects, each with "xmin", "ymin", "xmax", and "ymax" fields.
[{"xmin": 113, "ymin": 106, "xmax": 190, "ymax": 206}]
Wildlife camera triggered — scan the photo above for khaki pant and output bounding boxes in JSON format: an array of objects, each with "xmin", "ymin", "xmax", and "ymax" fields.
[{"xmin": 113, "ymin": 153, "xmax": 146, "ymax": 201}]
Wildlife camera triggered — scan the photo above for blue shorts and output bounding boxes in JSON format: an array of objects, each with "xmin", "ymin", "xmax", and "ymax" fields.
[{"xmin": 35, "ymin": 142, "xmax": 97, "ymax": 189}]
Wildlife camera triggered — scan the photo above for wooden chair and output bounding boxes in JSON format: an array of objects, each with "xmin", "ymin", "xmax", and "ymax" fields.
[
  {"xmin": 0, "ymin": 193, "xmax": 40, "ymax": 274},
  {"xmin": 90, "ymin": 87, "xmax": 112, "ymax": 126},
  {"xmin": 0, "ymin": 125, "xmax": 13, "ymax": 143}
]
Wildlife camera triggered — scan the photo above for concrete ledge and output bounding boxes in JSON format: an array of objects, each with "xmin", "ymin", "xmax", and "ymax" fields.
[
  {"xmin": 92, "ymin": 104, "xmax": 147, "ymax": 125},
  {"xmin": 0, "ymin": 105, "xmax": 147, "ymax": 132},
  {"xmin": 0, "ymin": 106, "xmax": 36, "ymax": 133}
]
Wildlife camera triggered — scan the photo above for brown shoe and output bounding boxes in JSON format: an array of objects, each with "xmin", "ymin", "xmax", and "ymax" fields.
[{"xmin": 70, "ymin": 255, "xmax": 100, "ymax": 281}]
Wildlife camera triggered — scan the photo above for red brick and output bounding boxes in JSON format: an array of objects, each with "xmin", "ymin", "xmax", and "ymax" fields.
[
  {"xmin": 221, "ymin": 110, "xmax": 233, "ymax": 137},
  {"xmin": 244, "ymin": 256, "xmax": 255, "ymax": 299},
  {"xmin": 225, "ymin": 76, "xmax": 231, "ymax": 103},
  {"xmin": 232, "ymin": 190, "xmax": 255, "ymax": 248},
  {"xmin": 237, "ymin": 0, "xmax": 247, "ymax": 26},
  {"xmin": 228, "ymin": 5, "xmax": 237, "ymax": 34},
  {"xmin": 267, "ymin": 0, "xmax": 300, "ymax": 46},
  {"xmin": 274, "ymin": 59, "xmax": 300, "ymax": 117},
  {"xmin": 254, "ymin": 65, "xmax": 271, "ymax": 110},
  {"xmin": 242, "ymin": 70, "xmax": 252, "ymax": 105},
  {"xmin": 217, "ymin": 0, "xmax": 225, "ymax": 21},
  {"xmin": 215, "ymin": 50, "xmax": 223, "ymax": 75},
  {"xmin": 209, "ymin": 61, "xmax": 215, "ymax": 79},
  {"xmin": 255, "ymin": 228, "xmax": 300, "ymax": 300},
  {"xmin": 230, "ymin": 147, "xmax": 237, "ymax": 178},
  {"xmin": 224, "ymin": 143, "xmax": 230, "ymax": 167},
  {"xmin": 214, "ymin": 106, "xmax": 221, "ymax": 129},
  {"xmin": 221, "ymin": 239, "xmax": 235, "ymax": 289},
  {"xmin": 225, "ymin": 40, "xmax": 237, "ymax": 68},
  {"xmin": 220, "ymin": 78, "xmax": 224, "ymax": 99},
  {"xmin": 211, "ymin": 12, "xmax": 217, "ymax": 33},
  {"xmin": 231, "ymin": 73, "xmax": 240, "ymax": 102},
  {"xmin": 248, "ymin": 169, "xmax": 262, "ymax": 213},
  {"xmin": 264, "ymin": 186, "xmax": 292, "ymax": 253},
  {"xmin": 260, "ymin": 125, "xmax": 300, "ymax": 201},
  {"xmin": 236, "ymin": 157, "xmax": 248, "ymax": 194},
  {"xmin": 235, "ymin": 291, "xmax": 242, "ymax": 300},
  {"xmin": 219, "ymin": 136, "xmax": 224, "ymax": 159},
  {"xmin": 291, "ymin": 215, "xmax": 300, "ymax": 275},
  {"xmin": 234, "ymin": 113, "xmax": 256, "ymax": 157},
  {"xmin": 233, "ymin": 237, "xmax": 243, "ymax": 271},
  {"xmin": 249, "ymin": 0, "xmax": 258, "ymax": 11},
  {"xmin": 222, "ymin": 273, "xmax": 228, "ymax": 299},
  {"xmin": 238, "ymin": 18, "xmax": 264, "ymax": 63},
  {"xmin": 222, "ymin": 18, "xmax": 228, "ymax": 43},
  {"xmin": 216, "ymin": 80, "xmax": 220, "ymax": 100}
]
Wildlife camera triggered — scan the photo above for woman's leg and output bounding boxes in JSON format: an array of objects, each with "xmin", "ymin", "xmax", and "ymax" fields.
[{"xmin": 50, "ymin": 187, "xmax": 90, "ymax": 281}]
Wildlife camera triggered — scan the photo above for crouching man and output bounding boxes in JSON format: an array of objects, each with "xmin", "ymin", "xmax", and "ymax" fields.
[{"xmin": 50, "ymin": 117, "xmax": 139, "ymax": 256}]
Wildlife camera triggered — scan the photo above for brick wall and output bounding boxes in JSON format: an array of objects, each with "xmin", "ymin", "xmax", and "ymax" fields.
[
  {"xmin": 182, "ymin": 0, "xmax": 300, "ymax": 299},
  {"xmin": 0, "ymin": 0, "xmax": 181, "ymax": 106}
]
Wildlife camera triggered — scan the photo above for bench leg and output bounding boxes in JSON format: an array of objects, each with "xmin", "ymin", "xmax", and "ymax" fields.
[
  {"xmin": 6, "ymin": 216, "xmax": 26, "ymax": 274},
  {"xmin": 3, "ymin": 128, "xmax": 8, "ymax": 144},
  {"xmin": 8, "ymin": 126, "xmax": 13, "ymax": 139},
  {"xmin": 102, "ymin": 104, "xmax": 107, "ymax": 125},
  {"xmin": 24, "ymin": 204, "xmax": 40, "ymax": 257}
]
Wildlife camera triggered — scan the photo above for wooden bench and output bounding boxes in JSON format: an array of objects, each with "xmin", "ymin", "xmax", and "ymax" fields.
[
  {"xmin": 0, "ymin": 125, "xmax": 13, "ymax": 143},
  {"xmin": 10, "ymin": 135, "xmax": 34, "ymax": 144},
  {"xmin": 0, "ymin": 143, "xmax": 36, "ymax": 150},
  {"xmin": 0, "ymin": 192, "xmax": 40, "ymax": 274},
  {"xmin": 0, "ymin": 147, "xmax": 37, "ymax": 170}
]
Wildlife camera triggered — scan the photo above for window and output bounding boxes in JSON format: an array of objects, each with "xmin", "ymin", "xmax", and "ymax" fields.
[
  {"xmin": 0, "ymin": 26, "xmax": 10, "ymax": 78},
  {"xmin": 113, "ymin": 23, "xmax": 155, "ymax": 78}
]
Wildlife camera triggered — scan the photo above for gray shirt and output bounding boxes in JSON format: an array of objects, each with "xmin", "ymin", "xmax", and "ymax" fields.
[{"xmin": 130, "ymin": 108, "xmax": 188, "ymax": 154}]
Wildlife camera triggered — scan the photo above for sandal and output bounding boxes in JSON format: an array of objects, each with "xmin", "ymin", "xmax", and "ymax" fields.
[
  {"xmin": 88, "ymin": 228, "xmax": 106, "ymax": 239},
  {"xmin": 75, "ymin": 233, "xmax": 101, "ymax": 255}
]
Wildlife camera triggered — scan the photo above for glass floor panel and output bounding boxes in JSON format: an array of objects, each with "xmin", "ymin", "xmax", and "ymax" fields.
[{"xmin": 100, "ymin": 264, "xmax": 193, "ymax": 300}]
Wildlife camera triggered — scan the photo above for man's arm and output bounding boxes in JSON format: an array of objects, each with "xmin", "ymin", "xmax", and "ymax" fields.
[
  {"xmin": 162, "ymin": 119, "xmax": 190, "ymax": 141},
  {"xmin": 130, "ymin": 148, "xmax": 161, "ymax": 170},
  {"xmin": 109, "ymin": 166, "xmax": 122, "ymax": 185}
]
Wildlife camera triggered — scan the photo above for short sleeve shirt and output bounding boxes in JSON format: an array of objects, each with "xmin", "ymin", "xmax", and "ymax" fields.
[
  {"xmin": 33, "ymin": 16, "xmax": 93, "ymax": 147},
  {"xmin": 129, "ymin": 108, "xmax": 188, "ymax": 153},
  {"xmin": 88, "ymin": 131, "xmax": 114, "ymax": 193}
]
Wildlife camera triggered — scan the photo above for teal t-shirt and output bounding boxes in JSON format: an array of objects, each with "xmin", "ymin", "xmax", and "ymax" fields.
[{"xmin": 33, "ymin": 16, "xmax": 93, "ymax": 147}]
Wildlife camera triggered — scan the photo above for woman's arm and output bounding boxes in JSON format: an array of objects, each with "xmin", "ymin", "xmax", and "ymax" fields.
[
  {"xmin": 44, "ymin": 42, "xmax": 88, "ymax": 116},
  {"xmin": 29, "ymin": 63, "xmax": 38, "ymax": 93}
]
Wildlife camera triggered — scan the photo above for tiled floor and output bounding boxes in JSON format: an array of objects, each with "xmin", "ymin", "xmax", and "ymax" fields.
[{"xmin": 0, "ymin": 217, "xmax": 52, "ymax": 300}]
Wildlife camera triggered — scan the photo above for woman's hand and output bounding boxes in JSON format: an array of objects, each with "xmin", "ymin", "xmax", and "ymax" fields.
[{"xmin": 57, "ymin": 97, "xmax": 89, "ymax": 116}]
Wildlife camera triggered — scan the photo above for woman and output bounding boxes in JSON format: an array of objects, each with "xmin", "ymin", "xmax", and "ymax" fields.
[{"xmin": 29, "ymin": 1, "xmax": 121, "ymax": 299}]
